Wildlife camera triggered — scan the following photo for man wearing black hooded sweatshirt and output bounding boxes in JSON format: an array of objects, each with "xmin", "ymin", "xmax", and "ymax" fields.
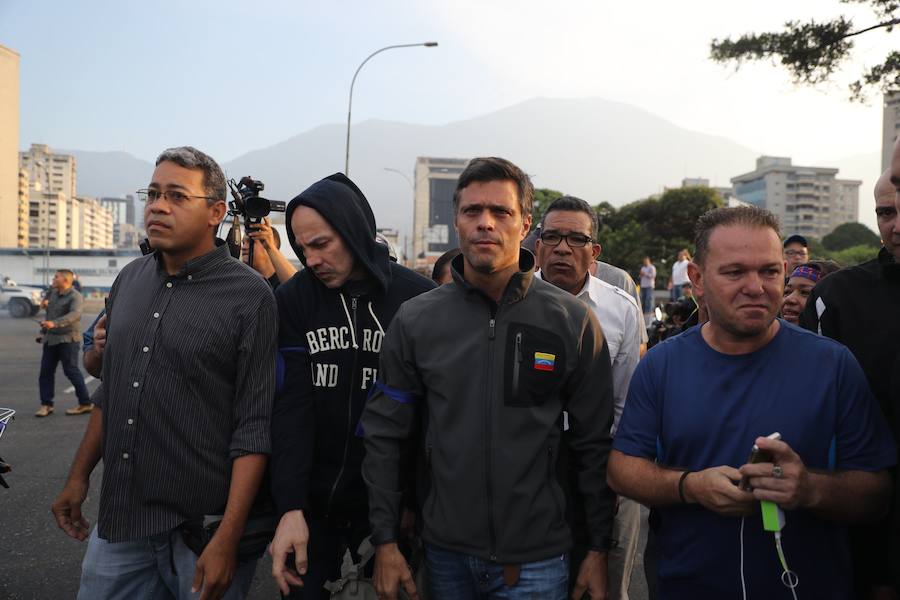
[{"xmin": 268, "ymin": 173, "xmax": 434, "ymax": 599}]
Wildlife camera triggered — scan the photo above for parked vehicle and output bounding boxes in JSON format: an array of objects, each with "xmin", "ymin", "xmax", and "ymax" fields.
[{"xmin": 1, "ymin": 275, "xmax": 43, "ymax": 318}]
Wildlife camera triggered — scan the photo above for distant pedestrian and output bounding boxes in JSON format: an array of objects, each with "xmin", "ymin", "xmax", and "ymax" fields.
[
  {"xmin": 782, "ymin": 234, "xmax": 809, "ymax": 272},
  {"xmin": 639, "ymin": 256, "xmax": 656, "ymax": 314},
  {"xmin": 431, "ymin": 247, "xmax": 461, "ymax": 285},
  {"xmin": 669, "ymin": 249, "xmax": 690, "ymax": 300},
  {"xmin": 35, "ymin": 269, "xmax": 92, "ymax": 417}
]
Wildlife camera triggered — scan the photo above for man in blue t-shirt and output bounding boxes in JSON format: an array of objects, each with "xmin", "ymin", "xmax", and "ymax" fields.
[{"xmin": 609, "ymin": 206, "xmax": 896, "ymax": 599}]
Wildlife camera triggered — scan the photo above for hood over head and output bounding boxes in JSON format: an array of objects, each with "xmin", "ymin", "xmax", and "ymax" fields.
[{"xmin": 285, "ymin": 173, "xmax": 391, "ymax": 292}]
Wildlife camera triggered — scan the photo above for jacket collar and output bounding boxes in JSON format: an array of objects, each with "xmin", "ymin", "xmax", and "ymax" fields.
[{"xmin": 450, "ymin": 248, "xmax": 536, "ymax": 305}]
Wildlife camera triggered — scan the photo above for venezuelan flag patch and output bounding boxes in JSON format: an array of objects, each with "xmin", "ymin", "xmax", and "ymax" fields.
[{"xmin": 534, "ymin": 351, "xmax": 556, "ymax": 372}]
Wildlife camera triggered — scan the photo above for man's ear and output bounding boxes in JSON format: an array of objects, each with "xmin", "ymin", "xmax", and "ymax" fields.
[
  {"xmin": 687, "ymin": 261, "xmax": 702, "ymax": 294},
  {"xmin": 208, "ymin": 200, "xmax": 227, "ymax": 227},
  {"xmin": 521, "ymin": 214, "xmax": 533, "ymax": 240},
  {"xmin": 591, "ymin": 243, "xmax": 601, "ymax": 260}
]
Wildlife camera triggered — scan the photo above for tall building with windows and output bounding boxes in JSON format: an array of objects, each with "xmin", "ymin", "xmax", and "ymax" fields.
[
  {"xmin": 0, "ymin": 45, "xmax": 20, "ymax": 248},
  {"xmin": 412, "ymin": 157, "xmax": 469, "ymax": 266},
  {"xmin": 100, "ymin": 195, "xmax": 141, "ymax": 246},
  {"xmin": 883, "ymin": 91, "xmax": 900, "ymax": 171},
  {"xmin": 77, "ymin": 197, "xmax": 114, "ymax": 248},
  {"xmin": 28, "ymin": 190, "xmax": 68, "ymax": 249},
  {"xmin": 731, "ymin": 156, "xmax": 860, "ymax": 239},
  {"xmin": 20, "ymin": 144, "xmax": 77, "ymax": 200}
]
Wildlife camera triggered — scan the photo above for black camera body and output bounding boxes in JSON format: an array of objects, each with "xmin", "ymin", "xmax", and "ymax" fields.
[
  {"xmin": 228, "ymin": 177, "xmax": 286, "ymax": 220},
  {"xmin": 226, "ymin": 176, "xmax": 286, "ymax": 263}
]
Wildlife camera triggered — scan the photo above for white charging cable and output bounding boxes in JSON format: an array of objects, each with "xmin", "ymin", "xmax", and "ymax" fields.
[{"xmin": 739, "ymin": 516, "xmax": 800, "ymax": 600}]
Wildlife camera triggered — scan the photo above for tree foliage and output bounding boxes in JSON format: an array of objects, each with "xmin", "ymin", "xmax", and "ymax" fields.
[
  {"xmin": 830, "ymin": 243, "xmax": 880, "ymax": 265},
  {"xmin": 710, "ymin": 1, "xmax": 900, "ymax": 101},
  {"xmin": 821, "ymin": 221, "xmax": 881, "ymax": 250},
  {"xmin": 532, "ymin": 188, "xmax": 564, "ymax": 224}
]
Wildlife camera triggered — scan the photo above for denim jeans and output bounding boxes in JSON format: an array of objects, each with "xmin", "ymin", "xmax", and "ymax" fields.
[
  {"xmin": 77, "ymin": 527, "xmax": 257, "ymax": 600},
  {"xmin": 669, "ymin": 284, "xmax": 682, "ymax": 301},
  {"xmin": 39, "ymin": 341, "xmax": 91, "ymax": 406},
  {"xmin": 640, "ymin": 287, "xmax": 654, "ymax": 314},
  {"xmin": 425, "ymin": 543, "xmax": 568, "ymax": 599}
]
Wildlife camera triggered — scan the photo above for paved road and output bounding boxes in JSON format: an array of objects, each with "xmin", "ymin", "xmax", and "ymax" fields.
[{"xmin": 0, "ymin": 306, "xmax": 649, "ymax": 599}]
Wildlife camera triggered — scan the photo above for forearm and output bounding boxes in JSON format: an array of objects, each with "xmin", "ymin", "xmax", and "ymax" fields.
[
  {"xmin": 83, "ymin": 348, "xmax": 103, "ymax": 378},
  {"xmin": 806, "ymin": 470, "xmax": 890, "ymax": 523},
  {"xmin": 53, "ymin": 309, "xmax": 81, "ymax": 327},
  {"xmin": 608, "ymin": 450, "xmax": 683, "ymax": 507},
  {"xmin": 214, "ymin": 454, "xmax": 268, "ymax": 545},
  {"xmin": 66, "ymin": 408, "xmax": 103, "ymax": 484},
  {"xmin": 268, "ymin": 249, "xmax": 298, "ymax": 284}
]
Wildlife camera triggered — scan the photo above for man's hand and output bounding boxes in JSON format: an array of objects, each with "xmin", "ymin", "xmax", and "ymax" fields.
[
  {"xmin": 40, "ymin": 320, "xmax": 55, "ymax": 330},
  {"xmin": 51, "ymin": 479, "xmax": 91, "ymax": 540},
  {"xmin": 683, "ymin": 466, "xmax": 755, "ymax": 516},
  {"xmin": 374, "ymin": 543, "xmax": 419, "ymax": 600},
  {"xmin": 248, "ymin": 218, "xmax": 277, "ymax": 253},
  {"xmin": 268, "ymin": 510, "xmax": 310, "ymax": 595},
  {"xmin": 192, "ymin": 534, "xmax": 238, "ymax": 600},
  {"xmin": 93, "ymin": 315, "xmax": 107, "ymax": 354},
  {"xmin": 572, "ymin": 550, "xmax": 609, "ymax": 600},
  {"xmin": 739, "ymin": 436, "xmax": 814, "ymax": 510}
]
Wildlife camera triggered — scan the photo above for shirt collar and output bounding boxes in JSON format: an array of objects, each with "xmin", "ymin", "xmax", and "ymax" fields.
[
  {"xmin": 154, "ymin": 238, "xmax": 233, "ymax": 279},
  {"xmin": 534, "ymin": 270, "xmax": 595, "ymax": 304}
]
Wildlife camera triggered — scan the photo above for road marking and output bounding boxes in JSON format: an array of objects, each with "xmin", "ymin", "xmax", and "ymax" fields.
[{"xmin": 64, "ymin": 375, "xmax": 96, "ymax": 393}]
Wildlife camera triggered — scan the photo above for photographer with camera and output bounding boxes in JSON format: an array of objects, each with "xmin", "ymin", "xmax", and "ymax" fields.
[
  {"xmin": 240, "ymin": 217, "xmax": 297, "ymax": 289},
  {"xmin": 35, "ymin": 269, "xmax": 92, "ymax": 418}
]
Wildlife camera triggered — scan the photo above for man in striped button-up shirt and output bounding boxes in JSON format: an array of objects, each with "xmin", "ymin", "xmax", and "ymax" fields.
[{"xmin": 52, "ymin": 146, "xmax": 277, "ymax": 600}]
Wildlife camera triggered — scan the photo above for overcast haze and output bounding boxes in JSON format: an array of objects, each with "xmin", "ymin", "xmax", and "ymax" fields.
[{"xmin": 1, "ymin": 0, "xmax": 893, "ymax": 232}]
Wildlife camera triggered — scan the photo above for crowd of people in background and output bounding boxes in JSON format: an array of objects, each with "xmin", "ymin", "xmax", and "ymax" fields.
[{"xmin": 32, "ymin": 139, "xmax": 900, "ymax": 600}]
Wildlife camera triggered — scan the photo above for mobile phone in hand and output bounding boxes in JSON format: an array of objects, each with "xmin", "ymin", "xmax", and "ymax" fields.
[{"xmin": 738, "ymin": 432, "xmax": 782, "ymax": 491}]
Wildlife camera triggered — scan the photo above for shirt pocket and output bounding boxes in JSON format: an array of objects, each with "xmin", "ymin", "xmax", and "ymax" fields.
[{"xmin": 503, "ymin": 323, "xmax": 566, "ymax": 407}]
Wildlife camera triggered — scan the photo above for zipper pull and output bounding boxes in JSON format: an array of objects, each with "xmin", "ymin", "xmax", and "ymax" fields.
[
  {"xmin": 351, "ymin": 297, "xmax": 358, "ymax": 311},
  {"xmin": 515, "ymin": 332, "xmax": 523, "ymax": 363},
  {"xmin": 489, "ymin": 318, "xmax": 496, "ymax": 339}
]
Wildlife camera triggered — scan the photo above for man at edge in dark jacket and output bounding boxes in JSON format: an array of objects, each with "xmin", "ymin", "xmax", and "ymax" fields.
[
  {"xmin": 363, "ymin": 157, "xmax": 616, "ymax": 600},
  {"xmin": 268, "ymin": 173, "xmax": 434, "ymax": 598}
]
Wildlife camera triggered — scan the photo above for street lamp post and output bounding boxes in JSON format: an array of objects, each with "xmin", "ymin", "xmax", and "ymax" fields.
[{"xmin": 345, "ymin": 42, "xmax": 437, "ymax": 176}]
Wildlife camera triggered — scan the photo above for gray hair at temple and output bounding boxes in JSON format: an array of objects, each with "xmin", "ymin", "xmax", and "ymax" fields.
[
  {"xmin": 155, "ymin": 146, "xmax": 226, "ymax": 203},
  {"xmin": 693, "ymin": 205, "xmax": 780, "ymax": 266}
]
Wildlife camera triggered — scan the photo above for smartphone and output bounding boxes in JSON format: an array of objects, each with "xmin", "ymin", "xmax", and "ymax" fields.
[{"xmin": 738, "ymin": 432, "xmax": 782, "ymax": 491}]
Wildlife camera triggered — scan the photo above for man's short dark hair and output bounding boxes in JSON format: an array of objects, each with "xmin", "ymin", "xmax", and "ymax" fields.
[
  {"xmin": 155, "ymin": 146, "xmax": 226, "ymax": 203},
  {"xmin": 541, "ymin": 195, "xmax": 598, "ymax": 238},
  {"xmin": 694, "ymin": 206, "xmax": 781, "ymax": 265},
  {"xmin": 453, "ymin": 157, "xmax": 533, "ymax": 218},
  {"xmin": 432, "ymin": 248, "xmax": 461, "ymax": 283},
  {"xmin": 55, "ymin": 269, "xmax": 74, "ymax": 281}
]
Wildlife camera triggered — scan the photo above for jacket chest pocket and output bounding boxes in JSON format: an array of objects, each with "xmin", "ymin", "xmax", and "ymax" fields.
[{"xmin": 503, "ymin": 324, "xmax": 566, "ymax": 407}]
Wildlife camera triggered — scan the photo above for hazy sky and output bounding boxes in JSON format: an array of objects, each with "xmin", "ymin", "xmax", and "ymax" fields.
[{"xmin": 1, "ymin": 1, "xmax": 894, "ymax": 206}]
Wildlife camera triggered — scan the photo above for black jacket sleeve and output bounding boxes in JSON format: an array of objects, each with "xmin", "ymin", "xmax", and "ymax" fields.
[
  {"xmin": 360, "ymin": 305, "xmax": 422, "ymax": 545},
  {"xmin": 565, "ymin": 310, "xmax": 616, "ymax": 551},
  {"xmin": 270, "ymin": 284, "xmax": 316, "ymax": 516}
]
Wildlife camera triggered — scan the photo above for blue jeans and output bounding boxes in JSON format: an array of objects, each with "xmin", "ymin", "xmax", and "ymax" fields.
[
  {"xmin": 425, "ymin": 543, "xmax": 568, "ymax": 599},
  {"xmin": 640, "ymin": 286, "xmax": 654, "ymax": 314},
  {"xmin": 39, "ymin": 341, "xmax": 91, "ymax": 406},
  {"xmin": 670, "ymin": 284, "xmax": 683, "ymax": 301},
  {"xmin": 77, "ymin": 527, "xmax": 257, "ymax": 600}
]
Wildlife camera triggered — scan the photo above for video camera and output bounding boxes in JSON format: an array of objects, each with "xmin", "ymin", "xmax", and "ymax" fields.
[{"xmin": 226, "ymin": 177, "xmax": 286, "ymax": 265}]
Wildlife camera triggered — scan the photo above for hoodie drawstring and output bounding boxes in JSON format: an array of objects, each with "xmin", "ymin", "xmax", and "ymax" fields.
[
  {"xmin": 339, "ymin": 293, "xmax": 359, "ymax": 349},
  {"xmin": 367, "ymin": 301, "xmax": 385, "ymax": 336}
]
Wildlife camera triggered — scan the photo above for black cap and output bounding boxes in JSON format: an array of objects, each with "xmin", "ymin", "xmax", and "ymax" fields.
[{"xmin": 783, "ymin": 234, "xmax": 808, "ymax": 248}]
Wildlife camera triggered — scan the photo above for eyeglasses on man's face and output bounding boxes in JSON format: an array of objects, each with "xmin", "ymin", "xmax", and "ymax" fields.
[
  {"xmin": 539, "ymin": 231, "xmax": 594, "ymax": 248},
  {"xmin": 137, "ymin": 189, "xmax": 216, "ymax": 204}
]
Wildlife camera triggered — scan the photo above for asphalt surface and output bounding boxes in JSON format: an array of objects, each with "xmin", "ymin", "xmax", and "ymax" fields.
[{"xmin": 0, "ymin": 302, "xmax": 649, "ymax": 600}]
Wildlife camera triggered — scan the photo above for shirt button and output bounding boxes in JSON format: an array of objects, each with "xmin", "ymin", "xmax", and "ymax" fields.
[
  {"xmin": 127, "ymin": 418, "xmax": 134, "ymax": 425},
  {"xmin": 187, "ymin": 275, "xmax": 193, "ymax": 280},
  {"xmin": 142, "ymin": 346, "xmax": 149, "ymax": 352},
  {"xmin": 122, "ymin": 452, "xmax": 129, "ymax": 460},
  {"xmin": 132, "ymin": 381, "xmax": 139, "ymax": 388},
  {"xmin": 153, "ymin": 312, "xmax": 160, "ymax": 318},
  {"xmin": 166, "ymin": 282, "xmax": 173, "ymax": 288}
]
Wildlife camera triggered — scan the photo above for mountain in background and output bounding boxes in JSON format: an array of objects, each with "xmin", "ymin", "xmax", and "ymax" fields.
[{"xmin": 68, "ymin": 97, "xmax": 880, "ymax": 234}]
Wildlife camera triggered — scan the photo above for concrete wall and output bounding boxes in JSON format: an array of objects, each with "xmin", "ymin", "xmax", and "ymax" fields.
[{"xmin": 0, "ymin": 46, "xmax": 20, "ymax": 248}]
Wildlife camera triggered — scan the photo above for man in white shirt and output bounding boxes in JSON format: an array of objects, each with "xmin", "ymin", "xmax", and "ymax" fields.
[
  {"xmin": 535, "ymin": 195, "xmax": 643, "ymax": 599},
  {"xmin": 669, "ymin": 249, "xmax": 690, "ymax": 300}
]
